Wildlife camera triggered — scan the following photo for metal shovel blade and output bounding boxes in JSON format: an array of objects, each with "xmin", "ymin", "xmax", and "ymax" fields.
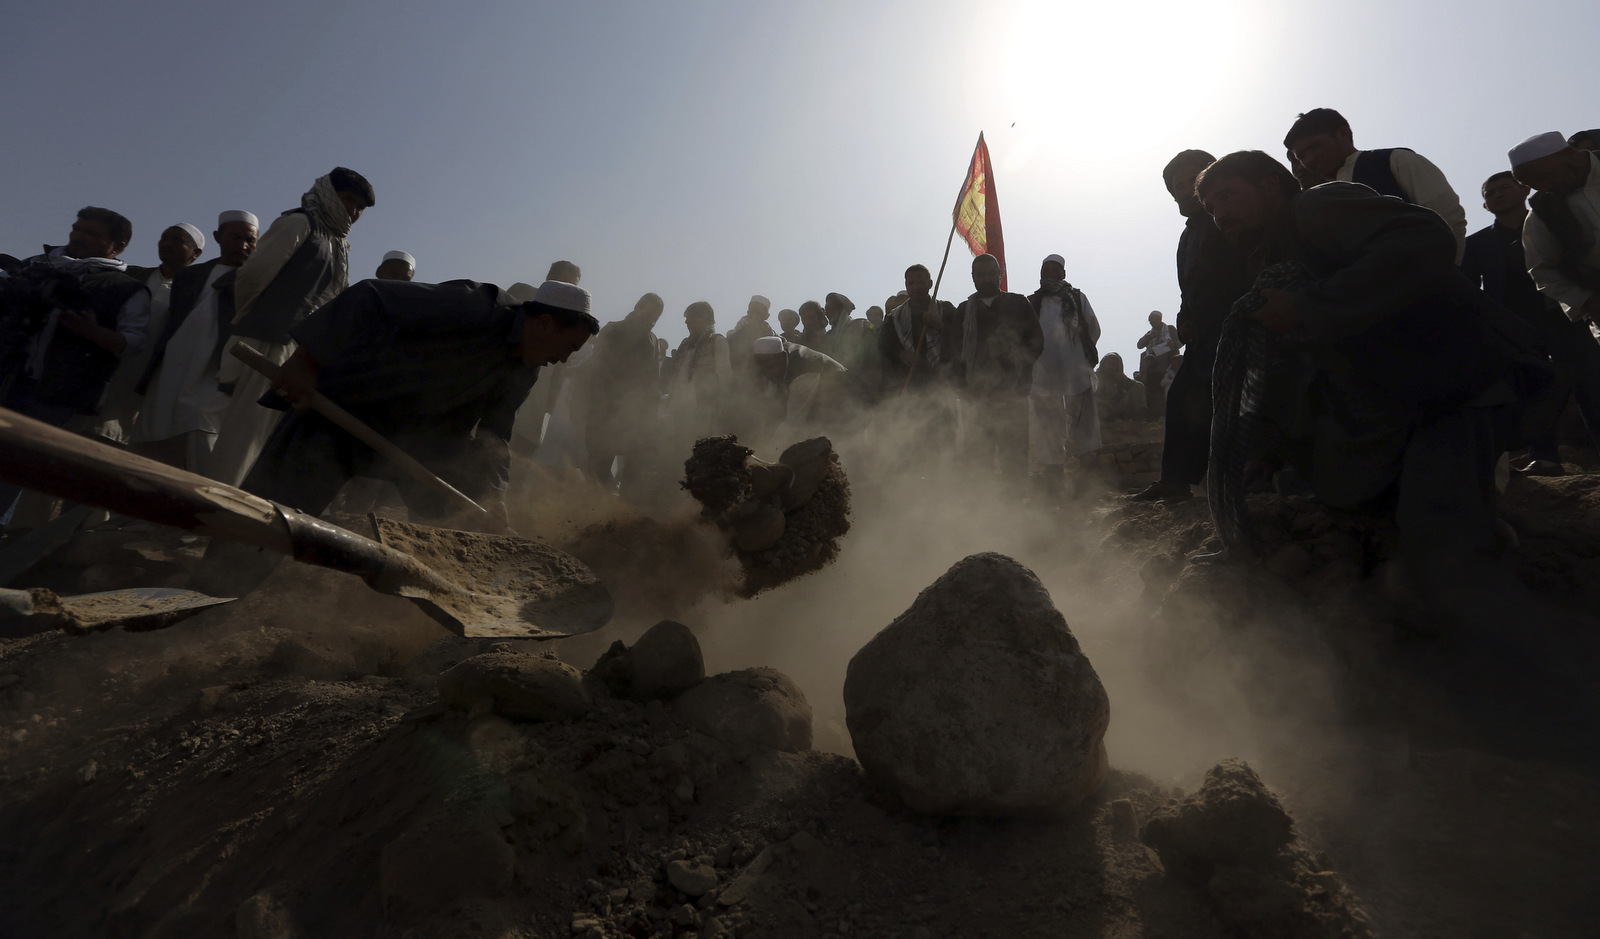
[
  {"xmin": 370, "ymin": 516, "xmax": 614, "ymax": 639},
  {"xmin": 0, "ymin": 586, "xmax": 236, "ymax": 637}
]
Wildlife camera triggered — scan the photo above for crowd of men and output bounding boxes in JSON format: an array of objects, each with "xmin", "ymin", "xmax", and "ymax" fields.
[{"xmin": 3, "ymin": 110, "xmax": 1600, "ymax": 599}]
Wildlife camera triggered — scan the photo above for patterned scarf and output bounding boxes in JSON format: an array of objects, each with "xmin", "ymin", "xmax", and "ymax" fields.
[
  {"xmin": 892, "ymin": 299, "xmax": 941, "ymax": 365},
  {"xmin": 299, "ymin": 174, "xmax": 352, "ymax": 290}
]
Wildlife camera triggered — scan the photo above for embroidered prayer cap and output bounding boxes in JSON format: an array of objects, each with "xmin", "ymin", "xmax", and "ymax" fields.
[
  {"xmin": 1044, "ymin": 253, "xmax": 1066, "ymax": 268},
  {"xmin": 218, "ymin": 210, "xmax": 259, "ymax": 229},
  {"xmin": 531, "ymin": 279, "xmax": 592, "ymax": 314},
  {"xmin": 753, "ymin": 336, "xmax": 785, "ymax": 355},
  {"xmin": 825, "ymin": 292, "xmax": 855, "ymax": 312},
  {"xmin": 174, "ymin": 223, "xmax": 206, "ymax": 252},
  {"xmin": 749, "ymin": 295, "xmax": 771, "ymax": 314},
  {"xmin": 382, "ymin": 250, "xmax": 416, "ymax": 271},
  {"xmin": 1509, "ymin": 132, "xmax": 1569, "ymax": 167}
]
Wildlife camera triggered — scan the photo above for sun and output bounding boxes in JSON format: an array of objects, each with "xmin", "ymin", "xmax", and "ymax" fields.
[{"xmin": 993, "ymin": 0, "xmax": 1249, "ymax": 176}]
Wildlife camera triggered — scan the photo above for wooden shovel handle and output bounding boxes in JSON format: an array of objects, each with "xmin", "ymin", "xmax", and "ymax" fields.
[
  {"xmin": 0, "ymin": 407, "xmax": 293, "ymax": 554},
  {"xmin": 229, "ymin": 343, "xmax": 487, "ymax": 516}
]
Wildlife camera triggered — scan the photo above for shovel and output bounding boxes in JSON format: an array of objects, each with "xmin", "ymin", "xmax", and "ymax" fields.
[
  {"xmin": 228, "ymin": 343, "xmax": 486, "ymax": 519},
  {"xmin": 0, "ymin": 585, "xmax": 236, "ymax": 638},
  {"xmin": 0, "ymin": 408, "xmax": 613, "ymax": 639}
]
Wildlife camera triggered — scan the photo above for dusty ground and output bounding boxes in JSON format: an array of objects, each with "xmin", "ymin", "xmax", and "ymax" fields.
[{"xmin": 1, "ymin": 440, "xmax": 1598, "ymax": 937}]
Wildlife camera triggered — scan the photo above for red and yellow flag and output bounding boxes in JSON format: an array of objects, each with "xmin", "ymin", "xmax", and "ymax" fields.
[{"xmin": 952, "ymin": 132, "xmax": 1007, "ymax": 291}]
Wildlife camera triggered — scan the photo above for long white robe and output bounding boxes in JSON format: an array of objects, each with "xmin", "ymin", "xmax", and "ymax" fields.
[{"xmin": 133, "ymin": 262, "xmax": 233, "ymax": 445}]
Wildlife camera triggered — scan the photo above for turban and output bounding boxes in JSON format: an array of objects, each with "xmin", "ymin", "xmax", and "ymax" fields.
[
  {"xmin": 174, "ymin": 223, "xmax": 205, "ymax": 252},
  {"xmin": 1509, "ymin": 131, "xmax": 1568, "ymax": 167},
  {"xmin": 753, "ymin": 336, "xmax": 784, "ymax": 355},
  {"xmin": 825, "ymin": 292, "xmax": 855, "ymax": 313},
  {"xmin": 748, "ymin": 294, "xmax": 771, "ymax": 314},
  {"xmin": 382, "ymin": 250, "xmax": 415, "ymax": 271},
  {"xmin": 218, "ymin": 210, "xmax": 258, "ymax": 228},
  {"xmin": 1044, "ymin": 253, "xmax": 1066, "ymax": 268}
]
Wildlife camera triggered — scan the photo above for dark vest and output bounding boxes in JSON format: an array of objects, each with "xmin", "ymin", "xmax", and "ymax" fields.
[
  {"xmin": 231, "ymin": 209, "xmax": 345, "ymax": 344},
  {"xmin": 34, "ymin": 268, "xmax": 147, "ymax": 412},
  {"xmin": 1529, "ymin": 190, "xmax": 1600, "ymax": 294},
  {"xmin": 1351, "ymin": 148, "xmax": 1410, "ymax": 202},
  {"xmin": 135, "ymin": 259, "xmax": 241, "ymax": 394}
]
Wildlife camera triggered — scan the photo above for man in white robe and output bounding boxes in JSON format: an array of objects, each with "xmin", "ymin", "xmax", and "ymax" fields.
[
  {"xmin": 1027, "ymin": 254, "xmax": 1101, "ymax": 502},
  {"xmin": 95, "ymin": 222, "xmax": 204, "ymax": 442},
  {"xmin": 131, "ymin": 211, "xmax": 260, "ymax": 469}
]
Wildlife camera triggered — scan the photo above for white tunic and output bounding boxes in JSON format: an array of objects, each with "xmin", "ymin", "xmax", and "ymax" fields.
[
  {"xmin": 133, "ymin": 263, "xmax": 233, "ymax": 442},
  {"xmin": 1030, "ymin": 293, "xmax": 1101, "ymax": 397}
]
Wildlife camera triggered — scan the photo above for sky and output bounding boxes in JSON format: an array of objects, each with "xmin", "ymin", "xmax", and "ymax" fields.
[{"xmin": 3, "ymin": 0, "xmax": 1596, "ymax": 360}]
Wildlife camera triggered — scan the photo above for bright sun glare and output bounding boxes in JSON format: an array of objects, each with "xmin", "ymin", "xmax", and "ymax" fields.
[{"xmin": 994, "ymin": 0, "xmax": 1246, "ymax": 177}]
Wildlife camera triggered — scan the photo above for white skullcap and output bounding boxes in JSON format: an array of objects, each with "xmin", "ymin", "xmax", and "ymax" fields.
[
  {"xmin": 749, "ymin": 294, "xmax": 771, "ymax": 313},
  {"xmin": 1044, "ymin": 253, "xmax": 1066, "ymax": 267},
  {"xmin": 382, "ymin": 250, "xmax": 415, "ymax": 270},
  {"xmin": 531, "ymin": 279, "xmax": 592, "ymax": 314},
  {"xmin": 753, "ymin": 336, "xmax": 785, "ymax": 355},
  {"xmin": 1509, "ymin": 131, "xmax": 1569, "ymax": 167},
  {"xmin": 174, "ymin": 223, "xmax": 205, "ymax": 252},
  {"xmin": 218, "ymin": 210, "xmax": 258, "ymax": 228},
  {"xmin": 825, "ymin": 292, "xmax": 855, "ymax": 312}
]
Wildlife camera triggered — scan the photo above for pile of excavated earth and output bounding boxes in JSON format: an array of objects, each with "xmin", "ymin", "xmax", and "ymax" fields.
[{"xmin": 0, "ymin": 441, "xmax": 1598, "ymax": 937}]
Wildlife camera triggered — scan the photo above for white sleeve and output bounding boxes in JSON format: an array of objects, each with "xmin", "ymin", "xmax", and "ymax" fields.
[
  {"xmin": 1391, "ymin": 149, "xmax": 1468, "ymax": 263},
  {"xmin": 114, "ymin": 289, "xmax": 152, "ymax": 356},
  {"xmin": 1524, "ymin": 209, "xmax": 1594, "ymax": 319},
  {"xmin": 231, "ymin": 212, "xmax": 310, "ymax": 322}
]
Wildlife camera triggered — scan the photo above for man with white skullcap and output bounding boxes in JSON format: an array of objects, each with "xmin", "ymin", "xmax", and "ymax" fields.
[
  {"xmin": 92, "ymin": 222, "xmax": 206, "ymax": 443},
  {"xmin": 129, "ymin": 211, "xmax": 261, "ymax": 469},
  {"xmin": 242, "ymin": 277, "xmax": 598, "ymax": 531},
  {"xmin": 376, "ymin": 250, "xmax": 415, "ymax": 282},
  {"xmin": 723, "ymin": 294, "xmax": 778, "ymax": 439},
  {"xmin": 752, "ymin": 334, "xmax": 846, "ymax": 436},
  {"xmin": 1027, "ymin": 253, "xmax": 1102, "ymax": 504}
]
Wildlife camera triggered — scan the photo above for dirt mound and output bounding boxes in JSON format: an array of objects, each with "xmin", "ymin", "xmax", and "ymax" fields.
[{"xmin": 558, "ymin": 514, "xmax": 738, "ymax": 619}]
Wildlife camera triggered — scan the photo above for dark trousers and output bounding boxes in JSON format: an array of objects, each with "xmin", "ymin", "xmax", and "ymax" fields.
[
  {"xmin": 1, "ymin": 379, "xmax": 82, "ymax": 522},
  {"xmin": 242, "ymin": 410, "xmax": 492, "ymax": 522},
  {"xmin": 1159, "ymin": 342, "xmax": 1214, "ymax": 485},
  {"xmin": 969, "ymin": 393, "xmax": 1029, "ymax": 480},
  {"xmin": 1535, "ymin": 320, "xmax": 1600, "ymax": 459}
]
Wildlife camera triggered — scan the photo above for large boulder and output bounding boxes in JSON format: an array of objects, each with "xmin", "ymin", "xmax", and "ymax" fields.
[
  {"xmin": 438, "ymin": 650, "xmax": 590, "ymax": 721},
  {"xmin": 630, "ymin": 620, "xmax": 705, "ymax": 701},
  {"xmin": 843, "ymin": 552, "xmax": 1109, "ymax": 816},
  {"xmin": 673, "ymin": 667, "xmax": 812, "ymax": 753}
]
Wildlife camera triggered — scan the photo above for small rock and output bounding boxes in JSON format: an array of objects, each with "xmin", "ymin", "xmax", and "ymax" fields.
[
  {"xmin": 588, "ymin": 640, "xmax": 633, "ymax": 697},
  {"xmin": 438, "ymin": 651, "xmax": 590, "ymax": 721},
  {"xmin": 1141, "ymin": 759, "xmax": 1295, "ymax": 884},
  {"xmin": 608, "ymin": 886, "xmax": 630, "ymax": 902},
  {"xmin": 843, "ymin": 553, "xmax": 1108, "ymax": 816},
  {"xmin": 78, "ymin": 761, "xmax": 98, "ymax": 784},
  {"xmin": 583, "ymin": 878, "xmax": 605, "ymax": 895},
  {"xmin": 630, "ymin": 620, "xmax": 705, "ymax": 701},
  {"xmin": 667, "ymin": 858, "xmax": 719, "ymax": 897},
  {"xmin": 673, "ymin": 668, "xmax": 812, "ymax": 753},
  {"xmin": 236, "ymin": 889, "xmax": 304, "ymax": 939},
  {"xmin": 672, "ymin": 903, "xmax": 699, "ymax": 927}
]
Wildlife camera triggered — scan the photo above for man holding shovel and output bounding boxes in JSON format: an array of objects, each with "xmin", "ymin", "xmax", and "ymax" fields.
[{"xmin": 243, "ymin": 279, "xmax": 599, "ymax": 532}]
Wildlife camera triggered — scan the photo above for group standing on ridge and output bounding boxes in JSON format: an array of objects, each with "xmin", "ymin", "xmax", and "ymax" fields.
[{"xmin": 3, "ymin": 110, "xmax": 1600, "ymax": 607}]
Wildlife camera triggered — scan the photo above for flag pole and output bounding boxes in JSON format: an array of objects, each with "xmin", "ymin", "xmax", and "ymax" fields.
[{"xmin": 904, "ymin": 133, "xmax": 983, "ymax": 393}]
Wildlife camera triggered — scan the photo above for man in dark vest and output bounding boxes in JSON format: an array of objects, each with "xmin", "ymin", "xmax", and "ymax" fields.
[
  {"xmin": 244, "ymin": 279, "xmax": 599, "ymax": 532},
  {"xmin": 0, "ymin": 206, "xmax": 150, "ymax": 520},
  {"xmin": 953, "ymin": 253, "xmax": 1044, "ymax": 481},
  {"xmin": 1134, "ymin": 150, "xmax": 1252, "ymax": 503},
  {"xmin": 583, "ymin": 292, "xmax": 666, "ymax": 490},
  {"xmin": 209, "ymin": 167, "xmax": 375, "ymax": 487},
  {"xmin": 1284, "ymin": 108, "xmax": 1467, "ymax": 261},
  {"xmin": 1462, "ymin": 169, "xmax": 1600, "ymax": 475},
  {"xmin": 1198, "ymin": 151, "xmax": 1546, "ymax": 596},
  {"xmin": 95, "ymin": 222, "xmax": 206, "ymax": 443},
  {"xmin": 129, "ymin": 211, "xmax": 261, "ymax": 469}
]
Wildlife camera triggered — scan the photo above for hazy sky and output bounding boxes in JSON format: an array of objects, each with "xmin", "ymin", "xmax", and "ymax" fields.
[{"xmin": 4, "ymin": 0, "xmax": 1595, "ymax": 358}]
